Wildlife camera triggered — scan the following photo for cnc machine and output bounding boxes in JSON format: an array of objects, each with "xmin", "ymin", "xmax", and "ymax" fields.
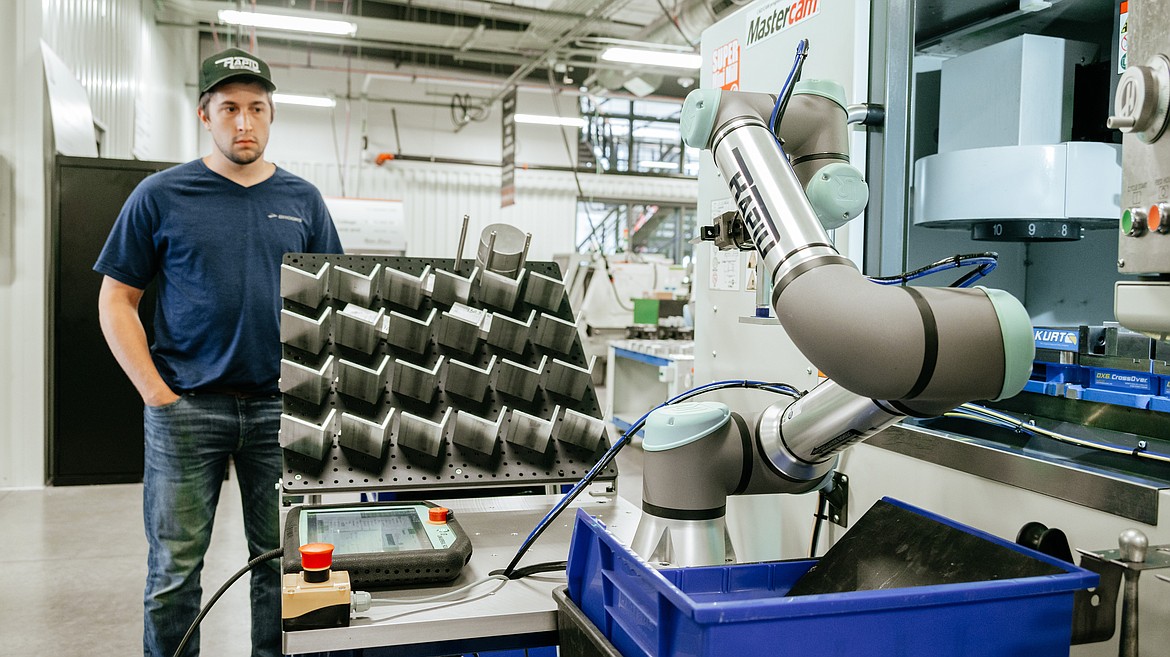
[{"xmin": 632, "ymin": 2, "xmax": 1170, "ymax": 656}]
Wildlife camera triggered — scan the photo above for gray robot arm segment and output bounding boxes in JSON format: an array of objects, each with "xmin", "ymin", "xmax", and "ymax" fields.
[
  {"xmin": 683, "ymin": 86, "xmax": 1034, "ymax": 417},
  {"xmin": 628, "ymin": 86, "xmax": 1034, "ymax": 567},
  {"xmin": 684, "ymin": 84, "xmax": 868, "ymax": 231},
  {"xmin": 631, "ymin": 407, "xmax": 827, "ymax": 566}
]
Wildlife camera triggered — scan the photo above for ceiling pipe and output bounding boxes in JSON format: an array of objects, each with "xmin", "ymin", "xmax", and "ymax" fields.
[
  {"xmin": 162, "ymin": 0, "xmax": 554, "ymax": 54},
  {"xmin": 583, "ymin": 0, "xmax": 739, "ymax": 95},
  {"xmin": 474, "ymin": 0, "xmax": 630, "ymax": 110},
  {"xmin": 361, "ymin": 0, "xmax": 645, "ymax": 33}
]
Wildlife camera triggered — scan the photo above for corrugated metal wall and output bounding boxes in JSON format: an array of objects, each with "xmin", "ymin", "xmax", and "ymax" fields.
[
  {"xmin": 41, "ymin": 0, "xmax": 195, "ymax": 160},
  {"xmin": 42, "ymin": 0, "xmax": 141, "ymax": 158},
  {"xmin": 279, "ymin": 160, "xmax": 697, "ymax": 261}
]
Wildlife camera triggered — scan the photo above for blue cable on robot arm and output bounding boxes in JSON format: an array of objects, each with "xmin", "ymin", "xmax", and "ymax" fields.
[
  {"xmin": 867, "ymin": 254, "xmax": 999, "ymax": 287},
  {"xmin": 768, "ymin": 39, "xmax": 810, "ymax": 141}
]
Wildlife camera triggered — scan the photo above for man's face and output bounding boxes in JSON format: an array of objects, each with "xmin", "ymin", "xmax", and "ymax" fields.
[{"xmin": 199, "ymin": 81, "xmax": 273, "ymax": 166}]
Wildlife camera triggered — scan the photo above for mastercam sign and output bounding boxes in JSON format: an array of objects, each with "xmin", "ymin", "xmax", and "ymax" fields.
[{"xmin": 745, "ymin": 0, "xmax": 821, "ymax": 49}]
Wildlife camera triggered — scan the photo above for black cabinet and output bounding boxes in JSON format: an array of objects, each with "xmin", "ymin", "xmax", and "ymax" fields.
[{"xmin": 50, "ymin": 156, "xmax": 176, "ymax": 485}]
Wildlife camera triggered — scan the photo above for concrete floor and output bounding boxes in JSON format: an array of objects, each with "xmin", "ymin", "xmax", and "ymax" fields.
[
  {"xmin": 0, "ymin": 434, "xmax": 643, "ymax": 657},
  {"xmin": 0, "ymin": 480, "xmax": 256, "ymax": 656}
]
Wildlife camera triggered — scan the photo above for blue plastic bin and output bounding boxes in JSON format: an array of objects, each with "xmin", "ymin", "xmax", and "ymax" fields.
[{"xmin": 565, "ymin": 498, "xmax": 1097, "ymax": 657}]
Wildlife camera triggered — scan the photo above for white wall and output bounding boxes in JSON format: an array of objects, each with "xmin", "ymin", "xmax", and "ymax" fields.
[
  {"xmin": 0, "ymin": 0, "xmax": 48, "ymax": 489},
  {"xmin": 0, "ymin": 0, "xmax": 196, "ymax": 488},
  {"xmin": 280, "ymin": 161, "xmax": 697, "ymax": 260},
  {"xmin": 42, "ymin": 0, "xmax": 197, "ymax": 161}
]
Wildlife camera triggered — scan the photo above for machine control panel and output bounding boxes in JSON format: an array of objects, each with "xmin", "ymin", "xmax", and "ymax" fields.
[
  {"xmin": 1116, "ymin": 1, "xmax": 1170, "ymax": 275},
  {"xmin": 1115, "ymin": 2, "xmax": 1170, "ymax": 342}
]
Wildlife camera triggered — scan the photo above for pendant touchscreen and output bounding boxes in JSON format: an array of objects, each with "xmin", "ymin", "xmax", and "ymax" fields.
[{"xmin": 283, "ymin": 501, "xmax": 473, "ymax": 589}]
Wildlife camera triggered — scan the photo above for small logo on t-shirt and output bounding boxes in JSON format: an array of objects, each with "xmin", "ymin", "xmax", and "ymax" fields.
[{"xmin": 268, "ymin": 212, "xmax": 304, "ymax": 224}]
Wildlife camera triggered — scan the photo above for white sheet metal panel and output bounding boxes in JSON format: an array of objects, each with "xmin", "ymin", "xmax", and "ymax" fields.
[
  {"xmin": 1, "ymin": 0, "xmax": 49, "ymax": 489},
  {"xmin": 41, "ymin": 0, "xmax": 195, "ymax": 160},
  {"xmin": 914, "ymin": 142, "xmax": 1122, "ymax": 227},
  {"xmin": 280, "ymin": 160, "xmax": 696, "ymax": 262},
  {"xmin": 42, "ymin": 0, "xmax": 139, "ymax": 157}
]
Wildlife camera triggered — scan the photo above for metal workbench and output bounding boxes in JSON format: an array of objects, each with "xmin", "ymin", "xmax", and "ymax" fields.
[{"xmin": 282, "ymin": 492, "xmax": 640, "ymax": 656}]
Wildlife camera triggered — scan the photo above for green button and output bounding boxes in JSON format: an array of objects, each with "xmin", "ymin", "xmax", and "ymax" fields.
[{"xmin": 1122, "ymin": 209, "xmax": 1134, "ymax": 235}]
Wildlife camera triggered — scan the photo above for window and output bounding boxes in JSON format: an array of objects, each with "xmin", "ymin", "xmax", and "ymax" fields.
[
  {"xmin": 579, "ymin": 98, "xmax": 700, "ymax": 175},
  {"xmin": 576, "ymin": 200, "xmax": 698, "ymax": 267}
]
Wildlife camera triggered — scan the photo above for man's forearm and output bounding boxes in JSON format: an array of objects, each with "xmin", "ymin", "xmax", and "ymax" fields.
[{"xmin": 98, "ymin": 280, "xmax": 177, "ymax": 406}]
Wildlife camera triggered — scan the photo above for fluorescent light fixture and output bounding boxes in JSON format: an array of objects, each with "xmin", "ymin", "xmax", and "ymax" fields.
[
  {"xmin": 633, "ymin": 126, "xmax": 681, "ymax": 141},
  {"xmin": 639, "ymin": 160, "xmax": 681, "ymax": 170},
  {"xmin": 218, "ymin": 9, "xmax": 357, "ymax": 36},
  {"xmin": 273, "ymin": 93, "xmax": 337, "ymax": 108},
  {"xmin": 601, "ymin": 47, "xmax": 701, "ymax": 70},
  {"xmin": 602, "ymin": 123, "xmax": 681, "ymax": 141},
  {"xmin": 363, "ymin": 71, "xmax": 500, "ymax": 93},
  {"xmin": 513, "ymin": 114, "xmax": 586, "ymax": 128}
]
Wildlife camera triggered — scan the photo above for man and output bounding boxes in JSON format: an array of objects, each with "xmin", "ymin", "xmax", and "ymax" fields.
[{"xmin": 95, "ymin": 47, "xmax": 343, "ymax": 657}]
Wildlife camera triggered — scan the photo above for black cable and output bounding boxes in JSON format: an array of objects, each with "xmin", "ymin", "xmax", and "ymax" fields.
[
  {"xmin": 497, "ymin": 420, "xmax": 635, "ymax": 578},
  {"xmin": 949, "ymin": 260, "xmax": 996, "ymax": 288},
  {"xmin": 500, "ymin": 381, "xmax": 802, "ymax": 578},
  {"xmin": 868, "ymin": 252, "xmax": 999, "ymax": 286},
  {"xmin": 809, "ymin": 492, "xmax": 827, "ymax": 558},
  {"xmin": 653, "ymin": 0, "xmax": 697, "ymax": 49},
  {"xmin": 606, "ymin": 261, "xmax": 636, "ymax": 312},
  {"xmin": 172, "ymin": 547, "xmax": 284, "ymax": 657},
  {"xmin": 450, "ymin": 94, "xmax": 461, "ymax": 127},
  {"xmin": 489, "ymin": 560, "xmax": 568, "ymax": 580}
]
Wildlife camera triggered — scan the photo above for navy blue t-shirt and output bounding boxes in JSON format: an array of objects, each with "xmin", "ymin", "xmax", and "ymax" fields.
[{"xmin": 94, "ymin": 159, "xmax": 343, "ymax": 393}]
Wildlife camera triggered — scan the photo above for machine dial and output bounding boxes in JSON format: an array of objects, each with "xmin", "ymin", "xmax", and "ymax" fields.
[{"xmin": 1108, "ymin": 55, "xmax": 1170, "ymax": 143}]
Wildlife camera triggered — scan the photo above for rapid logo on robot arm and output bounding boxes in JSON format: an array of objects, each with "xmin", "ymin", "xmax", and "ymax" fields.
[{"xmin": 728, "ymin": 147, "xmax": 780, "ymax": 260}]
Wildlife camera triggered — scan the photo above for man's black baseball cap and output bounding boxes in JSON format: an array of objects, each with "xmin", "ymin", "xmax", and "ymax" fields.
[{"xmin": 199, "ymin": 48, "xmax": 276, "ymax": 94}]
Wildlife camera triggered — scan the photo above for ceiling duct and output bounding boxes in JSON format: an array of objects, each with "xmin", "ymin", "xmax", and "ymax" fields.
[
  {"xmin": 160, "ymin": 0, "xmax": 742, "ymax": 98},
  {"xmin": 162, "ymin": 0, "xmax": 554, "ymax": 54},
  {"xmin": 583, "ymin": 0, "xmax": 741, "ymax": 96}
]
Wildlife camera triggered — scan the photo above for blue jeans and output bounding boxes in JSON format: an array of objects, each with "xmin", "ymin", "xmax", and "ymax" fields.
[{"xmin": 143, "ymin": 392, "xmax": 283, "ymax": 657}]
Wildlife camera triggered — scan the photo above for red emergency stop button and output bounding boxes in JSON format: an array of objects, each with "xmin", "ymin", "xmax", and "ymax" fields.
[
  {"xmin": 299, "ymin": 543, "xmax": 335, "ymax": 571},
  {"xmin": 428, "ymin": 506, "xmax": 450, "ymax": 523}
]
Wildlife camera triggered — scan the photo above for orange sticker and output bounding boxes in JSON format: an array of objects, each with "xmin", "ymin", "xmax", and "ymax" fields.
[{"xmin": 713, "ymin": 40, "xmax": 740, "ymax": 91}]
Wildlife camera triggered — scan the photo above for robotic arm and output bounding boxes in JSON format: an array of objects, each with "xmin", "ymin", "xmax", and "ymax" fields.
[{"xmin": 630, "ymin": 81, "xmax": 1036, "ymax": 567}]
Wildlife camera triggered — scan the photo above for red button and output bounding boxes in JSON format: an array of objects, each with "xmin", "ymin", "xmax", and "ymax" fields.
[
  {"xmin": 299, "ymin": 543, "xmax": 334, "ymax": 571},
  {"xmin": 428, "ymin": 507, "xmax": 449, "ymax": 523},
  {"xmin": 1150, "ymin": 204, "xmax": 1163, "ymax": 233}
]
